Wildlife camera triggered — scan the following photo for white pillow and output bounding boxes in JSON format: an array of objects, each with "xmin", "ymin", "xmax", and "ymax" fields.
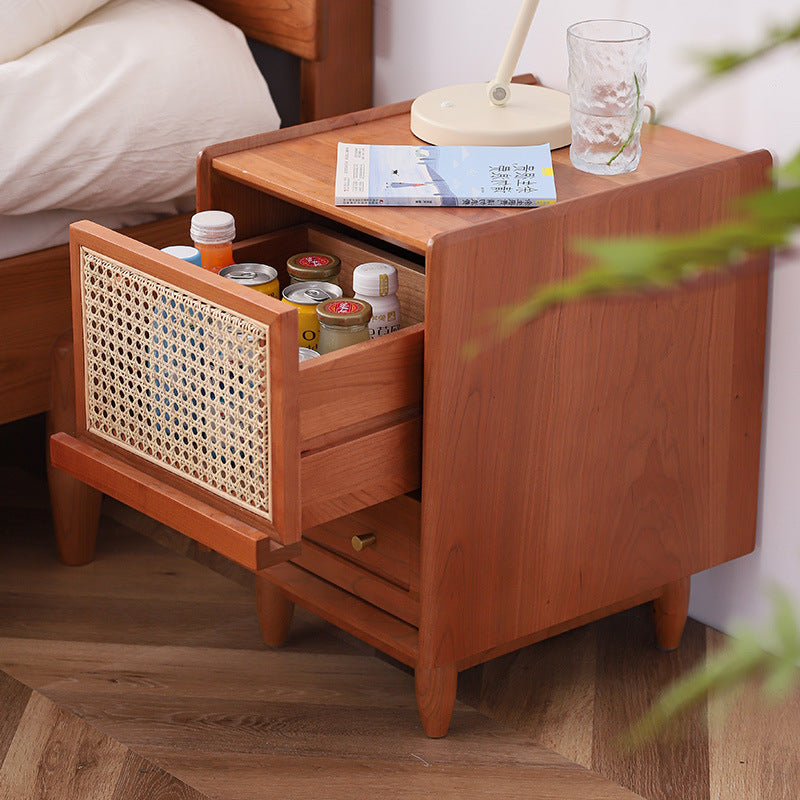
[
  {"xmin": 0, "ymin": 0, "xmax": 281, "ymax": 216},
  {"xmin": 0, "ymin": 0, "xmax": 112, "ymax": 63}
]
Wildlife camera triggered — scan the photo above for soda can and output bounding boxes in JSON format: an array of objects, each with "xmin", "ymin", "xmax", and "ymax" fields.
[
  {"xmin": 299, "ymin": 347, "xmax": 321, "ymax": 362},
  {"xmin": 281, "ymin": 281, "xmax": 342, "ymax": 350},
  {"xmin": 219, "ymin": 263, "xmax": 280, "ymax": 298}
]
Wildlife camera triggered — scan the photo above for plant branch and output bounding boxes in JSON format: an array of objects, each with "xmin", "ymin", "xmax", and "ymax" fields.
[
  {"xmin": 654, "ymin": 16, "xmax": 800, "ymax": 123},
  {"xmin": 464, "ymin": 179, "xmax": 800, "ymax": 356}
]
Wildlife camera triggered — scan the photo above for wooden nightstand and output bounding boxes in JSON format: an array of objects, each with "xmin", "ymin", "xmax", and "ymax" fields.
[{"xmin": 50, "ymin": 102, "xmax": 770, "ymax": 737}]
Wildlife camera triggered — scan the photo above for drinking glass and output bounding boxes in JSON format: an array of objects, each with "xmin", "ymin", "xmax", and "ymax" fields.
[{"xmin": 567, "ymin": 19, "xmax": 650, "ymax": 175}]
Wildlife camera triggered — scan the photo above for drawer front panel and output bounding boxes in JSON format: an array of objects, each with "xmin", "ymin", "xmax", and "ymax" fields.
[
  {"xmin": 68, "ymin": 221, "xmax": 302, "ymax": 547},
  {"xmin": 79, "ymin": 246, "xmax": 274, "ymax": 520},
  {"xmin": 295, "ymin": 495, "xmax": 422, "ymax": 626},
  {"xmin": 63, "ymin": 221, "xmax": 425, "ymax": 566},
  {"xmin": 291, "ymin": 542, "xmax": 419, "ymax": 627}
]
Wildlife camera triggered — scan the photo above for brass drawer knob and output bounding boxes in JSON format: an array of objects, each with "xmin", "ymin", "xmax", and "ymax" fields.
[{"xmin": 351, "ymin": 533, "xmax": 377, "ymax": 552}]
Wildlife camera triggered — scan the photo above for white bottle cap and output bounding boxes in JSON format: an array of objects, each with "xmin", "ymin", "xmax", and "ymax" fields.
[
  {"xmin": 190, "ymin": 210, "xmax": 235, "ymax": 244},
  {"xmin": 352, "ymin": 261, "xmax": 398, "ymax": 296}
]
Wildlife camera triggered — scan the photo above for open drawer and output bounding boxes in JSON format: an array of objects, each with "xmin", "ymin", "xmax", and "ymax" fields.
[{"xmin": 49, "ymin": 220, "xmax": 424, "ymax": 572}]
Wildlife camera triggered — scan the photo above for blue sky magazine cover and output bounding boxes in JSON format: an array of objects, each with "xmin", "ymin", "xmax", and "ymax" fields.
[{"xmin": 335, "ymin": 142, "xmax": 556, "ymax": 207}]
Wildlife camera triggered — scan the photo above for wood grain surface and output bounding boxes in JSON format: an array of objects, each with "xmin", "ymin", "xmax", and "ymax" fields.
[
  {"xmin": 2, "ymin": 419, "xmax": 799, "ymax": 798},
  {"xmin": 0, "ymin": 431, "xmax": 640, "ymax": 800}
]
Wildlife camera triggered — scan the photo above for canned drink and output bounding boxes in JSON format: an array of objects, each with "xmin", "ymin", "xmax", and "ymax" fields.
[
  {"xmin": 219, "ymin": 263, "xmax": 280, "ymax": 298},
  {"xmin": 299, "ymin": 347, "xmax": 321, "ymax": 362},
  {"xmin": 161, "ymin": 245, "xmax": 203, "ymax": 266},
  {"xmin": 287, "ymin": 252, "xmax": 341, "ymax": 285},
  {"xmin": 281, "ymin": 281, "xmax": 343, "ymax": 350}
]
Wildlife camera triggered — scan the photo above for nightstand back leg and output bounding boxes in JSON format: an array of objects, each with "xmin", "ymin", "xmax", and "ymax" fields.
[{"xmin": 652, "ymin": 576, "xmax": 691, "ymax": 651}]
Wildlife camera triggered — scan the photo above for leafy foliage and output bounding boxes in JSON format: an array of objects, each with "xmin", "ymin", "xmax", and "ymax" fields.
[
  {"xmin": 484, "ymin": 149, "xmax": 800, "ymax": 351},
  {"xmin": 697, "ymin": 17, "xmax": 800, "ymax": 75},
  {"xmin": 485, "ymin": 17, "xmax": 800, "ymax": 349},
  {"xmin": 490, "ymin": 16, "xmax": 800, "ymax": 746},
  {"xmin": 623, "ymin": 590, "xmax": 800, "ymax": 750}
]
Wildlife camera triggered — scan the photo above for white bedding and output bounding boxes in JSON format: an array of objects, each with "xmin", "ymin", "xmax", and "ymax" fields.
[
  {"xmin": 0, "ymin": 0, "xmax": 281, "ymax": 259},
  {"xmin": 0, "ymin": 200, "xmax": 194, "ymax": 259}
]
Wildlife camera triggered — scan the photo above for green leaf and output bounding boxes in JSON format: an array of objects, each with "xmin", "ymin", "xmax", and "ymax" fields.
[
  {"xmin": 692, "ymin": 16, "xmax": 800, "ymax": 78},
  {"xmin": 762, "ymin": 660, "xmax": 800, "ymax": 700},
  {"xmin": 778, "ymin": 148, "xmax": 800, "ymax": 186},
  {"xmin": 622, "ymin": 633, "xmax": 768, "ymax": 750},
  {"xmin": 769, "ymin": 589, "xmax": 800, "ymax": 657},
  {"xmin": 623, "ymin": 588, "xmax": 800, "ymax": 751},
  {"xmin": 741, "ymin": 185, "xmax": 800, "ymax": 225},
  {"xmin": 465, "ymin": 182, "xmax": 800, "ymax": 356}
]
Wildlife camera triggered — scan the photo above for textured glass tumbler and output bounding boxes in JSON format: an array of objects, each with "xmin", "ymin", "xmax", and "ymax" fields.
[{"xmin": 567, "ymin": 20, "xmax": 650, "ymax": 175}]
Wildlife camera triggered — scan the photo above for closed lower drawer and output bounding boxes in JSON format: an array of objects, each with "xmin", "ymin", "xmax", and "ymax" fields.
[
  {"xmin": 50, "ymin": 220, "xmax": 425, "ymax": 572},
  {"xmin": 294, "ymin": 494, "xmax": 421, "ymax": 625}
]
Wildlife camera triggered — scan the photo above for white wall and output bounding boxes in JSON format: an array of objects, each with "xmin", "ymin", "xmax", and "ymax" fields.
[{"xmin": 373, "ymin": 0, "xmax": 800, "ymax": 636}]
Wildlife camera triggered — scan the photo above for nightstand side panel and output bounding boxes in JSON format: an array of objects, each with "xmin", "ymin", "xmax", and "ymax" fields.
[{"xmin": 419, "ymin": 151, "xmax": 770, "ymax": 668}]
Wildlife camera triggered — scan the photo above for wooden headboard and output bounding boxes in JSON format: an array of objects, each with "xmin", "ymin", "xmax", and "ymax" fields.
[
  {"xmin": 196, "ymin": 0, "xmax": 373, "ymax": 123},
  {"xmin": 0, "ymin": 0, "xmax": 374, "ymax": 428}
]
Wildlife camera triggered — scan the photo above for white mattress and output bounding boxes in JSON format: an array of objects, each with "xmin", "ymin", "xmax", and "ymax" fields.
[
  {"xmin": 0, "ymin": 0, "xmax": 281, "ymax": 261},
  {"xmin": 0, "ymin": 199, "xmax": 194, "ymax": 260}
]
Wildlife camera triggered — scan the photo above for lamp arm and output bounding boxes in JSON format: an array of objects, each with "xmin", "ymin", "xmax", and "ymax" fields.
[{"xmin": 487, "ymin": 0, "xmax": 541, "ymax": 107}]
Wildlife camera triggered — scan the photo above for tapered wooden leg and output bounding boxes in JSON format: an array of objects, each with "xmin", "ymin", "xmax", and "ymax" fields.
[
  {"xmin": 652, "ymin": 576, "xmax": 691, "ymax": 651},
  {"xmin": 415, "ymin": 663, "xmax": 458, "ymax": 738},
  {"xmin": 255, "ymin": 575, "xmax": 295, "ymax": 647},
  {"xmin": 46, "ymin": 331, "xmax": 102, "ymax": 566}
]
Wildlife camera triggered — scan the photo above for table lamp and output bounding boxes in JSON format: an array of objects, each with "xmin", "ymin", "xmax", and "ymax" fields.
[{"xmin": 410, "ymin": 0, "xmax": 570, "ymax": 149}]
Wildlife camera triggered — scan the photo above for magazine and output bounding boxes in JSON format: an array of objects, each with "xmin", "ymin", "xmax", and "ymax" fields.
[{"xmin": 334, "ymin": 142, "xmax": 556, "ymax": 207}]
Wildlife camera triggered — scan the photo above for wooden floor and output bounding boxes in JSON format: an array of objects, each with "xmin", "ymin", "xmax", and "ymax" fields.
[{"xmin": 1, "ymin": 415, "xmax": 799, "ymax": 799}]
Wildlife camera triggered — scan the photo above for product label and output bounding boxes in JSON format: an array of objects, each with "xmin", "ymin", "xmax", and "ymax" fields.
[
  {"xmin": 329, "ymin": 300, "xmax": 360, "ymax": 315},
  {"xmin": 369, "ymin": 311, "xmax": 401, "ymax": 338},
  {"xmin": 298, "ymin": 254, "xmax": 332, "ymax": 269}
]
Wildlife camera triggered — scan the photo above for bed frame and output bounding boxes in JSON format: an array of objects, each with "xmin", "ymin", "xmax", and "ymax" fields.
[{"xmin": 0, "ymin": 0, "xmax": 373, "ymax": 427}]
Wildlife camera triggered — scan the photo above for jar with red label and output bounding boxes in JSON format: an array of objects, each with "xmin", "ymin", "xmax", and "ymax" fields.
[
  {"xmin": 287, "ymin": 252, "xmax": 341, "ymax": 285},
  {"xmin": 316, "ymin": 298, "xmax": 372, "ymax": 354}
]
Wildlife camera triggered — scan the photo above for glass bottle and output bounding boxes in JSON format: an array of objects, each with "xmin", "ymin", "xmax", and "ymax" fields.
[
  {"xmin": 287, "ymin": 251, "xmax": 341, "ymax": 285},
  {"xmin": 316, "ymin": 298, "xmax": 372, "ymax": 354}
]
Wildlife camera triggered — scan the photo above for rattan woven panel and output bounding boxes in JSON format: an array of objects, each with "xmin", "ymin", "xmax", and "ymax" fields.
[{"xmin": 79, "ymin": 247, "xmax": 272, "ymax": 520}]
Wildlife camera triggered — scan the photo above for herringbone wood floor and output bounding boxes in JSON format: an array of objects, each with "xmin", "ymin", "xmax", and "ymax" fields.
[{"xmin": 1, "ymin": 415, "xmax": 798, "ymax": 799}]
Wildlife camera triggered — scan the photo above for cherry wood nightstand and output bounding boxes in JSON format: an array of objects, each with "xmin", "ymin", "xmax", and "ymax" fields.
[{"xmin": 50, "ymin": 102, "xmax": 770, "ymax": 737}]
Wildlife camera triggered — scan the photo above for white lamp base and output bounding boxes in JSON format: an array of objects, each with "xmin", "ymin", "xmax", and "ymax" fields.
[{"xmin": 410, "ymin": 82, "xmax": 571, "ymax": 149}]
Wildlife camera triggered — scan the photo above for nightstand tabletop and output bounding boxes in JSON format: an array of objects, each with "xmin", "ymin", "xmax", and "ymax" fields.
[{"xmin": 207, "ymin": 101, "xmax": 747, "ymax": 256}]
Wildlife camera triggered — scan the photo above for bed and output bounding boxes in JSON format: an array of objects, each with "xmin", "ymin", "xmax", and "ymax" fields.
[{"xmin": 0, "ymin": 0, "xmax": 373, "ymax": 426}]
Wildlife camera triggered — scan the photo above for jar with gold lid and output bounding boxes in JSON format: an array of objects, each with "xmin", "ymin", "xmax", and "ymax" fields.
[
  {"xmin": 287, "ymin": 252, "xmax": 341, "ymax": 285},
  {"xmin": 316, "ymin": 298, "xmax": 372, "ymax": 354}
]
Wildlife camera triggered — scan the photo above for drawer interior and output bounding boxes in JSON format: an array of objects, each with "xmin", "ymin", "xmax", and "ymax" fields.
[{"xmin": 232, "ymin": 223, "xmax": 426, "ymax": 329}]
